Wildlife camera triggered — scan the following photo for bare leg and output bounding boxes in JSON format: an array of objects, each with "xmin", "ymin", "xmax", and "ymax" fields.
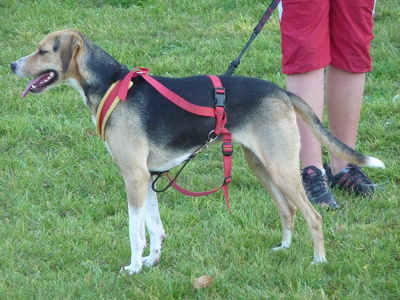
[
  {"xmin": 326, "ymin": 65, "xmax": 365, "ymax": 175},
  {"xmin": 286, "ymin": 69, "xmax": 325, "ymax": 169}
]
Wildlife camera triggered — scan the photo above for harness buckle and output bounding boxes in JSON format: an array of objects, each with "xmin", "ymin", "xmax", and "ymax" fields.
[
  {"xmin": 214, "ymin": 87, "xmax": 226, "ymax": 107},
  {"xmin": 222, "ymin": 142, "xmax": 233, "ymax": 156}
]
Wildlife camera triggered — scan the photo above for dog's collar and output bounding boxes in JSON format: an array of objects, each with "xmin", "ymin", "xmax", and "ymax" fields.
[{"xmin": 96, "ymin": 80, "xmax": 133, "ymax": 141}]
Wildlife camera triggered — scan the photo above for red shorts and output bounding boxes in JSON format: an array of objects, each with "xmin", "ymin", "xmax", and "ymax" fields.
[{"xmin": 279, "ymin": 0, "xmax": 376, "ymax": 74}]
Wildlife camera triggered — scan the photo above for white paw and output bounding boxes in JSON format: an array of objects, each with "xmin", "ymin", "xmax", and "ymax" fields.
[
  {"xmin": 272, "ymin": 245, "xmax": 289, "ymax": 252},
  {"xmin": 142, "ymin": 254, "xmax": 160, "ymax": 267},
  {"xmin": 120, "ymin": 263, "xmax": 142, "ymax": 275},
  {"xmin": 311, "ymin": 256, "xmax": 327, "ymax": 264}
]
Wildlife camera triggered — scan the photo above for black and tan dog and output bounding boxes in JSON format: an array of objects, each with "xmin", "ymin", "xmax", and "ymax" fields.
[{"xmin": 10, "ymin": 30, "xmax": 384, "ymax": 274}]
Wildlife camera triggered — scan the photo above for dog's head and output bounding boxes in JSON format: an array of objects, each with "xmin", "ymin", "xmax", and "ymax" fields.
[{"xmin": 10, "ymin": 30, "xmax": 84, "ymax": 98}]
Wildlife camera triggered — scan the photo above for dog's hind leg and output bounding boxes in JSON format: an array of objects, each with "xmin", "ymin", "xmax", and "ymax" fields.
[
  {"xmin": 142, "ymin": 177, "xmax": 166, "ymax": 267},
  {"xmin": 242, "ymin": 146, "xmax": 326, "ymax": 263},
  {"xmin": 242, "ymin": 147, "xmax": 297, "ymax": 250}
]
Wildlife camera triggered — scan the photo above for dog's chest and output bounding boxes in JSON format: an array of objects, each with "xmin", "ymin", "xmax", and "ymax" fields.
[{"xmin": 147, "ymin": 151, "xmax": 193, "ymax": 173}]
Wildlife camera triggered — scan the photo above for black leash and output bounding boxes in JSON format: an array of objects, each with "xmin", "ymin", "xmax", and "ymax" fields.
[
  {"xmin": 224, "ymin": 0, "xmax": 281, "ymax": 76},
  {"xmin": 151, "ymin": 157, "xmax": 192, "ymax": 193}
]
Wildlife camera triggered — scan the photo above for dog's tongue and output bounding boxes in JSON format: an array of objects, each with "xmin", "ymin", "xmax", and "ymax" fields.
[{"xmin": 21, "ymin": 74, "xmax": 47, "ymax": 98}]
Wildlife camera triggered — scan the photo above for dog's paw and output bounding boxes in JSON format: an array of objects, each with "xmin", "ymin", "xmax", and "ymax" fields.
[
  {"xmin": 142, "ymin": 255, "xmax": 160, "ymax": 267},
  {"xmin": 311, "ymin": 256, "xmax": 327, "ymax": 265},
  {"xmin": 120, "ymin": 264, "xmax": 142, "ymax": 275},
  {"xmin": 272, "ymin": 245, "xmax": 289, "ymax": 252}
]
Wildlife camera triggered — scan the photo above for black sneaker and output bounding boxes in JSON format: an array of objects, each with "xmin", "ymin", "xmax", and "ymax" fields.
[
  {"xmin": 301, "ymin": 166, "xmax": 340, "ymax": 210},
  {"xmin": 324, "ymin": 163, "xmax": 376, "ymax": 196}
]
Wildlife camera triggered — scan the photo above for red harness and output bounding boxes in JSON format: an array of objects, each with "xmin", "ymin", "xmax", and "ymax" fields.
[{"xmin": 98, "ymin": 67, "xmax": 233, "ymax": 212}]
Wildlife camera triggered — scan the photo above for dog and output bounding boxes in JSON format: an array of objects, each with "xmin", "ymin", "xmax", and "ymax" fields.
[{"xmin": 10, "ymin": 30, "xmax": 384, "ymax": 274}]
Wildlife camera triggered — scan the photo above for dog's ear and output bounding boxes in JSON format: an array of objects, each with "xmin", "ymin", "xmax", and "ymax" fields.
[{"xmin": 60, "ymin": 32, "xmax": 83, "ymax": 73}]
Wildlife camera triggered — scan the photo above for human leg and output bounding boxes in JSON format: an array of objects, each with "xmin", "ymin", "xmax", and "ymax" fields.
[
  {"xmin": 279, "ymin": 0, "xmax": 337, "ymax": 207},
  {"xmin": 326, "ymin": 0, "xmax": 375, "ymax": 177},
  {"xmin": 326, "ymin": 65, "xmax": 365, "ymax": 175},
  {"xmin": 286, "ymin": 69, "xmax": 325, "ymax": 170},
  {"xmin": 287, "ymin": 70, "xmax": 339, "ymax": 208},
  {"xmin": 279, "ymin": 0, "xmax": 330, "ymax": 169},
  {"xmin": 324, "ymin": 66, "xmax": 376, "ymax": 196}
]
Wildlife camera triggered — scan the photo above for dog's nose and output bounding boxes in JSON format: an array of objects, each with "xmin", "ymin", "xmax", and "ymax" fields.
[{"xmin": 10, "ymin": 61, "xmax": 18, "ymax": 72}]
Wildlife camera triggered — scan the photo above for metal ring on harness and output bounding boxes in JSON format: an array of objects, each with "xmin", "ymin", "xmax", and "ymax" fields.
[{"xmin": 208, "ymin": 130, "xmax": 219, "ymax": 142}]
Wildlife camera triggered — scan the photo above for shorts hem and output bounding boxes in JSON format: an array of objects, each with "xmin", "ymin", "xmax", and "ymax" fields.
[{"xmin": 282, "ymin": 64, "xmax": 329, "ymax": 75}]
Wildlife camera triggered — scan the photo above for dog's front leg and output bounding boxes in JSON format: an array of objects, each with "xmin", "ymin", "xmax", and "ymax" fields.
[
  {"xmin": 142, "ymin": 177, "xmax": 166, "ymax": 267},
  {"xmin": 123, "ymin": 202, "xmax": 146, "ymax": 274},
  {"xmin": 120, "ymin": 170, "xmax": 149, "ymax": 275}
]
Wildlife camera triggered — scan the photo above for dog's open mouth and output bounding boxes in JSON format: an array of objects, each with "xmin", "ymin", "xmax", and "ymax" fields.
[{"xmin": 21, "ymin": 70, "xmax": 58, "ymax": 98}]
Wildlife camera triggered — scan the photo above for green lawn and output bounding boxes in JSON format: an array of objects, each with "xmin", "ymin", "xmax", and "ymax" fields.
[{"xmin": 1, "ymin": 0, "xmax": 399, "ymax": 299}]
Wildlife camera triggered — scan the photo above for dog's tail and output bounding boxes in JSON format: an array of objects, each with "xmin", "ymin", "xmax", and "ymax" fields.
[{"xmin": 289, "ymin": 92, "xmax": 384, "ymax": 168}]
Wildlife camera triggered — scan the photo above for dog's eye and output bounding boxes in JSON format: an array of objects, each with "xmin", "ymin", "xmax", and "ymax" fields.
[{"xmin": 38, "ymin": 49, "xmax": 48, "ymax": 55}]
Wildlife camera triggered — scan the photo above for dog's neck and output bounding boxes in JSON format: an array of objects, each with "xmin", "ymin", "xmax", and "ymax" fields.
[
  {"xmin": 77, "ymin": 39, "xmax": 130, "ymax": 115},
  {"xmin": 83, "ymin": 65, "xmax": 129, "ymax": 115}
]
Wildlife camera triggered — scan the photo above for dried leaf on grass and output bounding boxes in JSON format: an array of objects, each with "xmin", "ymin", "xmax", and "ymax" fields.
[{"xmin": 193, "ymin": 275, "xmax": 213, "ymax": 290}]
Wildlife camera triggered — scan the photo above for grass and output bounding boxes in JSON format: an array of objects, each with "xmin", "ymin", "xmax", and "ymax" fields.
[{"xmin": 1, "ymin": 0, "xmax": 399, "ymax": 299}]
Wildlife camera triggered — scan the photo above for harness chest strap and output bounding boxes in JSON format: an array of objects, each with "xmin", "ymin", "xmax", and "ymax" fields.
[
  {"xmin": 96, "ymin": 80, "xmax": 133, "ymax": 140},
  {"xmin": 96, "ymin": 67, "xmax": 151, "ymax": 140}
]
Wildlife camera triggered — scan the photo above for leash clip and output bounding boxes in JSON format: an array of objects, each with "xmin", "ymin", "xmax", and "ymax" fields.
[
  {"xmin": 207, "ymin": 130, "xmax": 219, "ymax": 142},
  {"xmin": 214, "ymin": 87, "xmax": 226, "ymax": 107}
]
